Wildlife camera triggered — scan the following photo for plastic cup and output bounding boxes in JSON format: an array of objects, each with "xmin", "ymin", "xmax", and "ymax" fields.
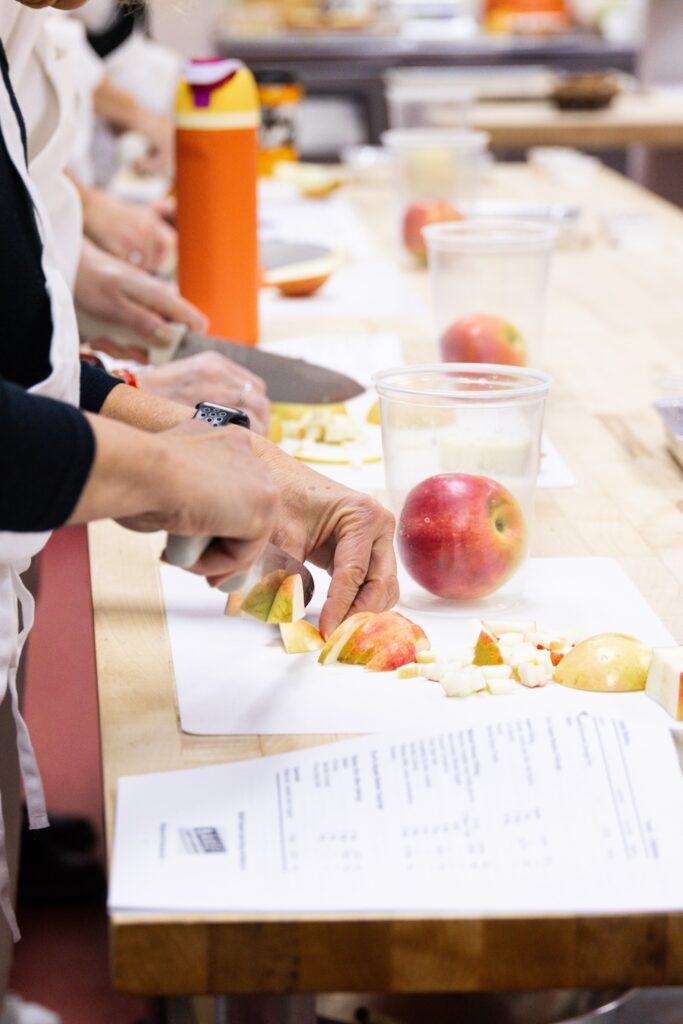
[
  {"xmin": 384, "ymin": 75, "xmax": 475, "ymax": 131},
  {"xmin": 373, "ymin": 364, "xmax": 552, "ymax": 614},
  {"xmin": 423, "ymin": 219, "xmax": 557, "ymax": 368}
]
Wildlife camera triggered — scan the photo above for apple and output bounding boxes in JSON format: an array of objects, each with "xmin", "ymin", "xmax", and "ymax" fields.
[
  {"xmin": 366, "ymin": 639, "xmax": 417, "ymax": 672},
  {"xmin": 646, "ymin": 647, "xmax": 683, "ymax": 720},
  {"xmin": 267, "ymin": 574, "xmax": 305, "ymax": 624},
  {"xmin": 338, "ymin": 610, "xmax": 429, "ymax": 666},
  {"xmin": 224, "ymin": 592, "xmax": 244, "ymax": 617},
  {"xmin": 279, "ymin": 621, "xmax": 325, "ymax": 654},
  {"xmin": 397, "ymin": 473, "xmax": 527, "ymax": 600},
  {"xmin": 553, "ymin": 633, "xmax": 652, "ymax": 692},
  {"xmin": 473, "ymin": 629, "xmax": 504, "ymax": 666},
  {"xmin": 440, "ymin": 315, "xmax": 527, "ymax": 366},
  {"xmin": 402, "ymin": 200, "xmax": 462, "ymax": 264},
  {"xmin": 240, "ymin": 569, "xmax": 289, "ymax": 621},
  {"xmin": 318, "ymin": 612, "xmax": 375, "ymax": 665}
]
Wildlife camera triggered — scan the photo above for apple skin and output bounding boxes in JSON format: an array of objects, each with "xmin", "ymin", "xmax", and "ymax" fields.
[
  {"xmin": 241, "ymin": 569, "xmax": 289, "ymax": 621},
  {"xmin": 366, "ymin": 639, "xmax": 417, "ymax": 672},
  {"xmin": 440, "ymin": 314, "xmax": 527, "ymax": 367},
  {"xmin": 402, "ymin": 200, "xmax": 462, "ymax": 264},
  {"xmin": 337, "ymin": 610, "xmax": 429, "ymax": 666},
  {"xmin": 553, "ymin": 633, "xmax": 652, "ymax": 692},
  {"xmin": 397, "ymin": 473, "xmax": 527, "ymax": 601}
]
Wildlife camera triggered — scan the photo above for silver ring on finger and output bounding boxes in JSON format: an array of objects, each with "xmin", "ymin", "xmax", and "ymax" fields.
[{"xmin": 237, "ymin": 380, "xmax": 253, "ymax": 406}]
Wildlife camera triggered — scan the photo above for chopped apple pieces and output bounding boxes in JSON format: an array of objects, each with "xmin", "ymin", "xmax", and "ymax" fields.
[
  {"xmin": 279, "ymin": 621, "xmax": 325, "ymax": 654},
  {"xmin": 318, "ymin": 610, "xmax": 430, "ymax": 673},
  {"xmin": 266, "ymin": 573, "xmax": 305, "ymax": 624},
  {"xmin": 472, "ymin": 629, "xmax": 504, "ymax": 666},
  {"xmin": 239, "ymin": 570, "xmax": 289, "ymax": 622},
  {"xmin": 228, "ymin": 571, "xmax": 306, "ymax": 625},
  {"xmin": 645, "ymin": 647, "xmax": 683, "ymax": 720}
]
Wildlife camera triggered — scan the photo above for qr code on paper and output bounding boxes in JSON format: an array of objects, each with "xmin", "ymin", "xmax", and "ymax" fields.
[{"xmin": 178, "ymin": 826, "xmax": 226, "ymax": 854}]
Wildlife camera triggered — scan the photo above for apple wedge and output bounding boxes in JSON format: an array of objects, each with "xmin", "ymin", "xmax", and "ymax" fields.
[
  {"xmin": 267, "ymin": 574, "xmax": 306, "ymax": 625},
  {"xmin": 473, "ymin": 629, "xmax": 504, "ymax": 666},
  {"xmin": 224, "ymin": 592, "xmax": 244, "ymax": 617},
  {"xmin": 279, "ymin": 621, "xmax": 325, "ymax": 654},
  {"xmin": 318, "ymin": 612, "xmax": 375, "ymax": 665},
  {"xmin": 645, "ymin": 647, "xmax": 683, "ymax": 720},
  {"xmin": 241, "ymin": 570, "xmax": 289, "ymax": 621},
  {"xmin": 366, "ymin": 639, "xmax": 417, "ymax": 672},
  {"xmin": 338, "ymin": 611, "xmax": 428, "ymax": 666}
]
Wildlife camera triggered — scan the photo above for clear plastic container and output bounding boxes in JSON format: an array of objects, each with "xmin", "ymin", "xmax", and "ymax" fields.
[
  {"xmin": 384, "ymin": 77, "xmax": 475, "ymax": 131},
  {"xmin": 374, "ymin": 364, "xmax": 551, "ymax": 613},
  {"xmin": 423, "ymin": 219, "xmax": 557, "ymax": 368},
  {"xmin": 382, "ymin": 129, "xmax": 490, "ymax": 264}
]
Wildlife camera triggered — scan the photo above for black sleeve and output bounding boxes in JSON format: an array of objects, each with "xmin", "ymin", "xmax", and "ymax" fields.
[
  {"xmin": 80, "ymin": 361, "xmax": 123, "ymax": 413},
  {"xmin": 0, "ymin": 377, "xmax": 96, "ymax": 532}
]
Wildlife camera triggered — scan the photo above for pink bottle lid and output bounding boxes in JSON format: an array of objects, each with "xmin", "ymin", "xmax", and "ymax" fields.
[{"xmin": 185, "ymin": 58, "xmax": 243, "ymax": 108}]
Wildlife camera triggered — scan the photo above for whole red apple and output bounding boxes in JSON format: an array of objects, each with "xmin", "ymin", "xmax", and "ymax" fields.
[
  {"xmin": 402, "ymin": 200, "xmax": 462, "ymax": 264},
  {"xmin": 397, "ymin": 473, "xmax": 527, "ymax": 600},
  {"xmin": 440, "ymin": 314, "xmax": 527, "ymax": 366}
]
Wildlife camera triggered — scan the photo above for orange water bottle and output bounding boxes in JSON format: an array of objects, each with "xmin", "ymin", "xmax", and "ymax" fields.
[{"xmin": 176, "ymin": 58, "xmax": 260, "ymax": 345}]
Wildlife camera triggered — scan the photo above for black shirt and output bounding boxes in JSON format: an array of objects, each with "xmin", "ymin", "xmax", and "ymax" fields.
[{"xmin": 0, "ymin": 39, "xmax": 122, "ymax": 532}]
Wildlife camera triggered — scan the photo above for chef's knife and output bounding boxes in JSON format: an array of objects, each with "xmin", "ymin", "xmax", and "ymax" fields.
[
  {"xmin": 164, "ymin": 536, "xmax": 315, "ymax": 603},
  {"xmin": 176, "ymin": 331, "xmax": 364, "ymax": 403}
]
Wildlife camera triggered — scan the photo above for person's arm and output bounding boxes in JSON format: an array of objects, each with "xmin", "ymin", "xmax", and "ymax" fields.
[{"xmin": 92, "ymin": 76, "xmax": 173, "ymax": 174}]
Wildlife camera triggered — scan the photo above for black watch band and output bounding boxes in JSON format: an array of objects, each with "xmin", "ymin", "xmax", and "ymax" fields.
[{"xmin": 193, "ymin": 402, "xmax": 251, "ymax": 430}]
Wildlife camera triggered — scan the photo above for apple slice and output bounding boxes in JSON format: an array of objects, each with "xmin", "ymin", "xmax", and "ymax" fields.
[
  {"xmin": 646, "ymin": 647, "xmax": 683, "ymax": 720},
  {"xmin": 267, "ymin": 574, "xmax": 305, "ymax": 624},
  {"xmin": 338, "ymin": 613, "xmax": 409, "ymax": 666},
  {"xmin": 388, "ymin": 612, "xmax": 430, "ymax": 653},
  {"xmin": 224, "ymin": 592, "xmax": 244, "ymax": 617},
  {"xmin": 554, "ymin": 633, "xmax": 652, "ymax": 692},
  {"xmin": 366, "ymin": 639, "xmax": 417, "ymax": 672},
  {"xmin": 241, "ymin": 569, "xmax": 289, "ymax": 621},
  {"xmin": 473, "ymin": 629, "xmax": 504, "ymax": 666},
  {"xmin": 318, "ymin": 612, "xmax": 375, "ymax": 665},
  {"xmin": 279, "ymin": 621, "xmax": 325, "ymax": 654}
]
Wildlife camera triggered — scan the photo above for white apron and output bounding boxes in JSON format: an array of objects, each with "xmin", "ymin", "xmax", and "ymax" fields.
[{"xmin": 0, "ymin": 25, "xmax": 81, "ymax": 940}]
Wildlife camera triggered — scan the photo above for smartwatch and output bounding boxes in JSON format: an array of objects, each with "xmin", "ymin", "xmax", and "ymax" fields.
[{"xmin": 193, "ymin": 402, "xmax": 250, "ymax": 430}]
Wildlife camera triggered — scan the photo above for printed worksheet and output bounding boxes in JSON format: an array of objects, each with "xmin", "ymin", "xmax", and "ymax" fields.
[{"xmin": 109, "ymin": 712, "xmax": 683, "ymax": 915}]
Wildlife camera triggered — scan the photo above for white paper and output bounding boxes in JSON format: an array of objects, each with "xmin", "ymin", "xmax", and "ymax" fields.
[
  {"xmin": 109, "ymin": 711, "xmax": 683, "ymax": 915},
  {"xmin": 259, "ymin": 193, "xmax": 375, "ymax": 262},
  {"xmin": 163, "ymin": 558, "xmax": 674, "ymax": 736}
]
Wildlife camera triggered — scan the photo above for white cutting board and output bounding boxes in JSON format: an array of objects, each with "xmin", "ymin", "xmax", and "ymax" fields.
[{"xmin": 164, "ymin": 558, "xmax": 674, "ymax": 736}]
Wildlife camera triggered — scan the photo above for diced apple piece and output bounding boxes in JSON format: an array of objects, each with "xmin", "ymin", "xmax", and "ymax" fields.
[
  {"xmin": 279, "ymin": 621, "xmax": 325, "ymax": 654},
  {"xmin": 482, "ymin": 664, "xmax": 513, "ymax": 681},
  {"xmin": 416, "ymin": 651, "xmax": 436, "ymax": 664},
  {"xmin": 419, "ymin": 662, "xmax": 447, "ymax": 682},
  {"xmin": 224, "ymin": 592, "xmax": 244, "ymax": 617},
  {"xmin": 483, "ymin": 620, "xmax": 536, "ymax": 637},
  {"xmin": 646, "ymin": 647, "xmax": 683, "ymax": 720},
  {"xmin": 318, "ymin": 612, "xmax": 375, "ymax": 665},
  {"xmin": 496, "ymin": 632, "xmax": 526, "ymax": 648},
  {"xmin": 441, "ymin": 666, "xmax": 487, "ymax": 698},
  {"xmin": 397, "ymin": 663, "xmax": 419, "ymax": 679},
  {"xmin": 517, "ymin": 662, "xmax": 550, "ymax": 688},
  {"xmin": 241, "ymin": 569, "xmax": 288, "ymax": 621},
  {"xmin": 267, "ymin": 574, "xmax": 305, "ymax": 624},
  {"xmin": 367, "ymin": 639, "xmax": 417, "ymax": 672},
  {"xmin": 473, "ymin": 629, "xmax": 504, "ymax": 666},
  {"xmin": 486, "ymin": 676, "xmax": 516, "ymax": 696}
]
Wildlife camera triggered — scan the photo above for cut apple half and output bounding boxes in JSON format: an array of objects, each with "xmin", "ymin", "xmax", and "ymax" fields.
[
  {"xmin": 241, "ymin": 569, "xmax": 289, "ymax": 622},
  {"xmin": 279, "ymin": 621, "xmax": 325, "ymax": 654},
  {"xmin": 367, "ymin": 639, "xmax": 417, "ymax": 672},
  {"xmin": 318, "ymin": 612, "xmax": 375, "ymax": 666},
  {"xmin": 267, "ymin": 573, "xmax": 306, "ymax": 624}
]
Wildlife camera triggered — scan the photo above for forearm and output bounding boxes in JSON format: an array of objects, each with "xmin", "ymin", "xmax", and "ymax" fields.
[
  {"xmin": 68, "ymin": 413, "xmax": 171, "ymax": 524},
  {"xmin": 93, "ymin": 76, "xmax": 146, "ymax": 133},
  {"xmin": 98, "ymin": 381, "xmax": 194, "ymax": 432}
]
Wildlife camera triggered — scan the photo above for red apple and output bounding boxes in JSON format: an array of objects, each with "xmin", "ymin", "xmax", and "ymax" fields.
[
  {"xmin": 402, "ymin": 200, "xmax": 462, "ymax": 264},
  {"xmin": 440, "ymin": 314, "xmax": 527, "ymax": 366},
  {"xmin": 397, "ymin": 473, "xmax": 527, "ymax": 600}
]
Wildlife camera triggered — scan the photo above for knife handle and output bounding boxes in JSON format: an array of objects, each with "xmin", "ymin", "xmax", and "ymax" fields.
[{"xmin": 164, "ymin": 535, "xmax": 249, "ymax": 594}]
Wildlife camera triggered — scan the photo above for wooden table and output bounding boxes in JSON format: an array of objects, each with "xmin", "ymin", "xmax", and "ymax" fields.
[
  {"xmin": 90, "ymin": 162, "xmax": 683, "ymax": 1002},
  {"xmin": 469, "ymin": 89, "xmax": 683, "ymax": 149}
]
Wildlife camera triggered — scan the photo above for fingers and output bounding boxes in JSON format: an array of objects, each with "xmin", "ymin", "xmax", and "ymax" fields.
[
  {"xmin": 123, "ymin": 272, "xmax": 207, "ymax": 334},
  {"xmin": 191, "ymin": 535, "xmax": 267, "ymax": 588},
  {"xmin": 319, "ymin": 535, "xmax": 372, "ymax": 639}
]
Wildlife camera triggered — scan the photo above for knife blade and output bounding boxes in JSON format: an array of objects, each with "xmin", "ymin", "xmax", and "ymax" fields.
[
  {"xmin": 164, "ymin": 537, "xmax": 315, "ymax": 603},
  {"xmin": 176, "ymin": 331, "xmax": 365, "ymax": 403}
]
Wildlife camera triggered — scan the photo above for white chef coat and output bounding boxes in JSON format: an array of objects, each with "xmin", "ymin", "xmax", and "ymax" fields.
[{"xmin": 0, "ymin": 7, "xmax": 82, "ymax": 940}]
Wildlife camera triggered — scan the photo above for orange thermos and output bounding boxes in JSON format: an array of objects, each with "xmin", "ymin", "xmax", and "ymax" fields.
[{"xmin": 176, "ymin": 58, "xmax": 260, "ymax": 346}]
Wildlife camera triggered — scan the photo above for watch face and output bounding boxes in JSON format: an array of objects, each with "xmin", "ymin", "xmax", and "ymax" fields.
[{"xmin": 194, "ymin": 403, "xmax": 251, "ymax": 429}]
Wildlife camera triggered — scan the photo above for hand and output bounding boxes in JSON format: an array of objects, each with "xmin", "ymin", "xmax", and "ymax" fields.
[
  {"xmin": 123, "ymin": 422, "xmax": 279, "ymax": 587},
  {"xmin": 253, "ymin": 439, "xmax": 398, "ymax": 637},
  {"xmin": 75, "ymin": 239, "xmax": 206, "ymax": 350},
  {"xmin": 133, "ymin": 110, "xmax": 174, "ymax": 175},
  {"xmin": 140, "ymin": 352, "xmax": 271, "ymax": 436},
  {"xmin": 82, "ymin": 189, "xmax": 176, "ymax": 273}
]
